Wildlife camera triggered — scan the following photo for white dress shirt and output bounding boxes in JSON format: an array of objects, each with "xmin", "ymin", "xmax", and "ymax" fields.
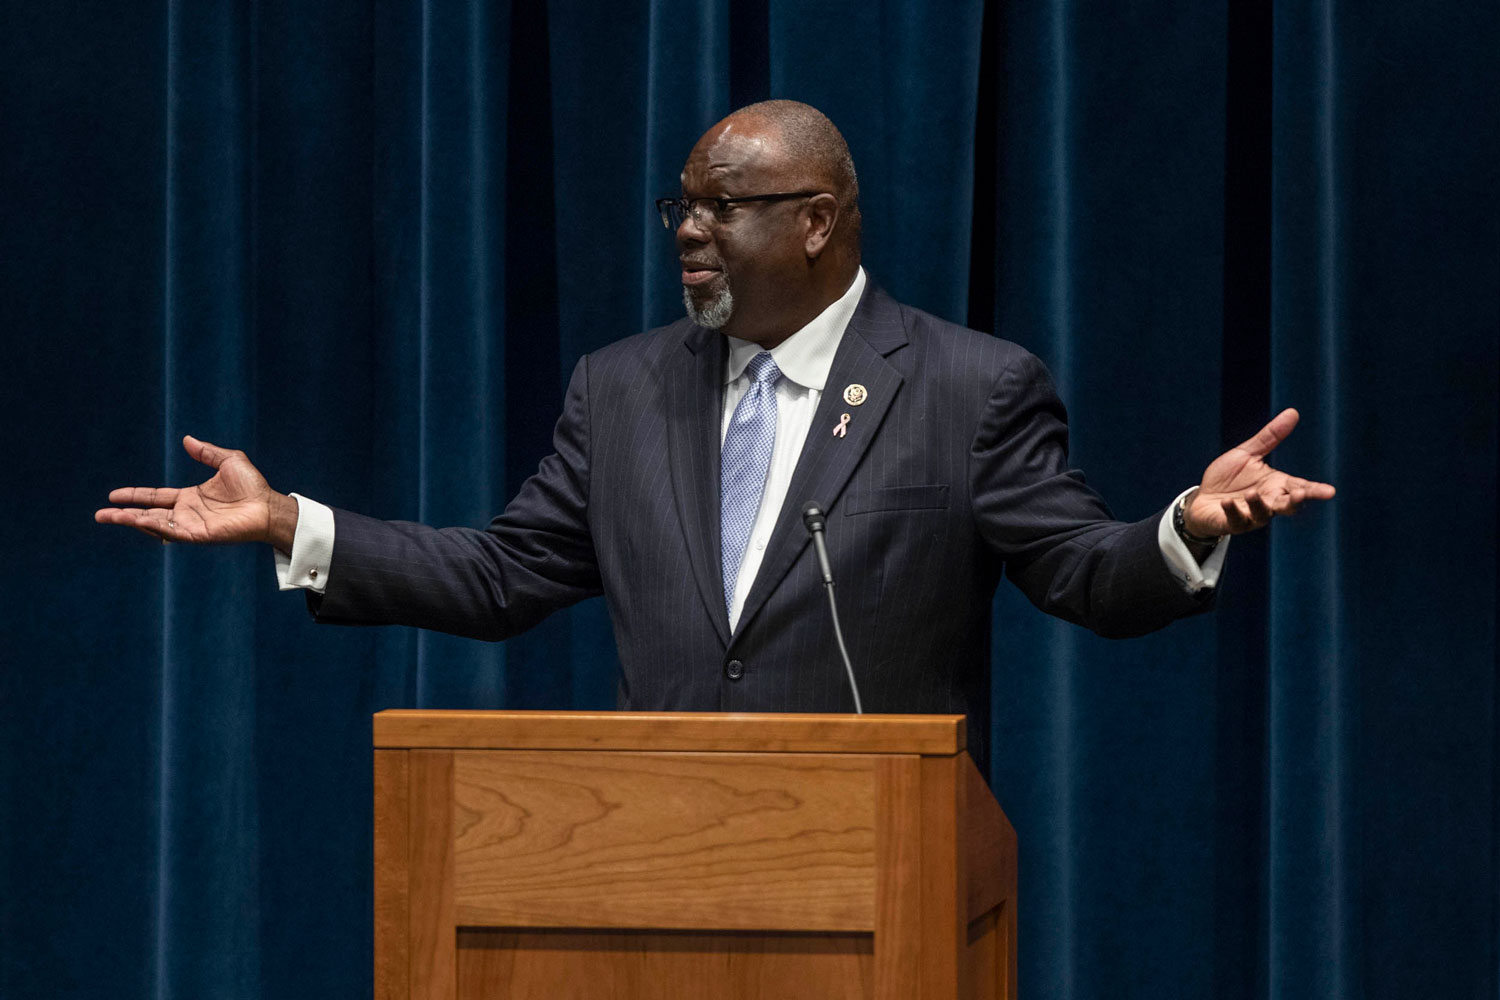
[
  {"xmin": 719, "ymin": 267, "xmax": 867, "ymax": 631},
  {"xmin": 277, "ymin": 265, "xmax": 1225, "ymax": 610}
]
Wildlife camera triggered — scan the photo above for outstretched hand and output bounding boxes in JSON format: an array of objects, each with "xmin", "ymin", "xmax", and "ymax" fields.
[
  {"xmin": 1184, "ymin": 408, "xmax": 1336, "ymax": 538},
  {"xmin": 95, "ymin": 435, "xmax": 299, "ymax": 551}
]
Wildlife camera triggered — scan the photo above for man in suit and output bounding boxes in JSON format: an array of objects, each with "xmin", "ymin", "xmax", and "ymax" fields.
[{"xmin": 96, "ymin": 101, "xmax": 1334, "ymax": 763}]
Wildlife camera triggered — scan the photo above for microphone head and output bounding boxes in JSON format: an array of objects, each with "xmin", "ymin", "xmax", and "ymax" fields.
[{"xmin": 801, "ymin": 501, "xmax": 826, "ymax": 533}]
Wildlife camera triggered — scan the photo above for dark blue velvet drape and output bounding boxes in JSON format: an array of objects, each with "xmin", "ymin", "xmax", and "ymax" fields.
[{"xmin": 2, "ymin": 1, "xmax": 1495, "ymax": 997}]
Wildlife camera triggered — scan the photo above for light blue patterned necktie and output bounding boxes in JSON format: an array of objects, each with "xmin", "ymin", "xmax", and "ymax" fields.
[{"xmin": 721, "ymin": 351, "xmax": 782, "ymax": 614}]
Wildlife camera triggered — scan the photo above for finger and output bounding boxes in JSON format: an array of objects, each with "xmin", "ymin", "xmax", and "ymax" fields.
[
  {"xmin": 184, "ymin": 434, "xmax": 237, "ymax": 470},
  {"xmin": 1234, "ymin": 407, "xmax": 1300, "ymax": 459},
  {"xmin": 106, "ymin": 486, "xmax": 181, "ymax": 508},
  {"xmin": 1219, "ymin": 499, "xmax": 1243, "ymax": 532},
  {"xmin": 1277, "ymin": 478, "xmax": 1336, "ymax": 502},
  {"xmin": 1244, "ymin": 492, "xmax": 1273, "ymax": 523},
  {"xmin": 1269, "ymin": 476, "xmax": 1337, "ymax": 505},
  {"xmin": 1221, "ymin": 497, "xmax": 1253, "ymax": 533},
  {"xmin": 1268, "ymin": 485, "xmax": 1308, "ymax": 516},
  {"xmin": 95, "ymin": 507, "xmax": 139, "ymax": 526},
  {"xmin": 97, "ymin": 506, "xmax": 183, "ymax": 539},
  {"xmin": 1254, "ymin": 481, "xmax": 1297, "ymax": 514},
  {"xmin": 96, "ymin": 506, "xmax": 152, "ymax": 528}
]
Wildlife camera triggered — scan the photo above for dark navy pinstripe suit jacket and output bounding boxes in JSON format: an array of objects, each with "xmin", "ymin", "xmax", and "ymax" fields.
[{"xmin": 311, "ymin": 283, "xmax": 1210, "ymax": 765}]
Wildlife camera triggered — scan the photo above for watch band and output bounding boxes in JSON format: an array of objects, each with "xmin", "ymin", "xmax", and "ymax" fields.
[{"xmin": 1174, "ymin": 491, "xmax": 1222, "ymax": 547}]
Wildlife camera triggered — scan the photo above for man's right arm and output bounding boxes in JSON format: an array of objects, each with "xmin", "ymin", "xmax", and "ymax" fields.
[
  {"xmin": 99, "ymin": 356, "xmax": 603, "ymax": 644},
  {"xmin": 301, "ymin": 355, "xmax": 601, "ymax": 640}
]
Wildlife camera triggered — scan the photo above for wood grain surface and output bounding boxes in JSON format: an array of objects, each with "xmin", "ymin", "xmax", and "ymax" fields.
[
  {"xmin": 456, "ymin": 928, "xmax": 874, "ymax": 999},
  {"xmin": 873, "ymin": 755, "xmax": 921, "ymax": 1000},
  {"xmin": 451, "ymin": 751, "xmax": 877, "ymax": 932},
  {"xmin": 919, "ymin": 754, "xmax": 964, "ymax": 997},
  {"xmin": 374, "ymin": 750, "xmax": 410, "ymax": 1000},
  {"xmin": 374, "ymin": 710, "xmax": 964, "ymax": 755},
  {"xmin": 410, "ymin": 751, "xmax": 456, "ymax": 999},
  {"xmin": 964, "ymin": 909, "xmax": 999, "ymax": 1000},
  {"xmin": 962, "ymin": 753, "xmax": 1017, "ymax": 1000},
  {"xmin": 962, "ymin": 753, "xmax": 1013, "ymax": 923}
]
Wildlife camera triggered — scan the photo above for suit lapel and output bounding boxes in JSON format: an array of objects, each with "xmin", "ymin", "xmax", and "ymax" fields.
[
  {"xmin": 733, "ymin": 285, "xmax": 909, "ymax": 639},
  {"xmin": 666, "ymin": 324, "xmax": 732, "ymax": 646}
]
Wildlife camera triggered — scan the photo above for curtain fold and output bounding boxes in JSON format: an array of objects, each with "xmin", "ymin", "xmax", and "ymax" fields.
[
  {"xmin": 1267, "ymin": 2, "xmax": 1354, "ymax": 995},
  {"xmin": 2, "ymin": 1, "xmax": 1494, "ymax": 997},
  {"xmin": 372, "ymin": 0, "xmax": 514, "ymax": 709},
  {"xmin": 157, "ymin": 0, "xmax": 263, "ymax": 993}
]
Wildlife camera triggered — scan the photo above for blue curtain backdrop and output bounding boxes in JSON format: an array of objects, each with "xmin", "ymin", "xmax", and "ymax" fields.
[{"xmin": 2, "ymin": 0, "xmax": 1495, "ymax": 997}]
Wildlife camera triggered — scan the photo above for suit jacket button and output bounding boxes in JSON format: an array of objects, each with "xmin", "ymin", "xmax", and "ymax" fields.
[{"xmin": 724, "ymin": 659, "xmax": 744, "ymax": 681}]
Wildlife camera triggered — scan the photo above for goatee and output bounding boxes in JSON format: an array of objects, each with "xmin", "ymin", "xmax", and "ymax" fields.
[{"xmin": 684, "ymin": 282, "xmax": 734, "ymax": 329}]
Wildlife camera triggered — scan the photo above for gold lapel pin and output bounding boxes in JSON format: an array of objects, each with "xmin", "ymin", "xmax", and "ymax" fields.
[{"xmin": 842, "ymin": 383, "xmax": 867, "ymax": 406}]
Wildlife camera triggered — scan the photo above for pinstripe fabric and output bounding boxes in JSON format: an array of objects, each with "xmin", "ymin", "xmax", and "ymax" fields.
[{"xmin": 311, "ymin": 282, "xmax": 1211, "ymax": 766}]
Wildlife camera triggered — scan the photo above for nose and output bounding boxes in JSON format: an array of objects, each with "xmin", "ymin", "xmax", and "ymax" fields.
[{"xmin": 676, "ymin": 211, "xmax": 711, "ymax": 250}]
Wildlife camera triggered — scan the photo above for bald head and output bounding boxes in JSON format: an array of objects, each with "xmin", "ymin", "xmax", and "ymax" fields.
[{"xmin": 724, "ymin": 100, "xmax": 862, "ymax": 254}]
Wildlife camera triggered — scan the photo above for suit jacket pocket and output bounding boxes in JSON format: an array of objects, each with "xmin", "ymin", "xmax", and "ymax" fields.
[{"xmin": 842, "ymin": 484, "xmax": 950, "ymax": 515}]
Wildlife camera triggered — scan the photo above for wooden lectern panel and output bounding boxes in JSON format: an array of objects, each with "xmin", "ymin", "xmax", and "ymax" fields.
[
  {"xmin": 872, "ymin": 756, "xmax": 921, "ymax": 998},
  {"xmin": 411, "ymin": 751, "xmax": 457, "ymax": 998},
  {"xmin": 452, "ymin": 751, "xmax": 876, "ymax": 931},
  {"xmin": 455, "ymin": 929, "xmax": 873, "ymax": 999},
  {"xmin": 374, "ymin": 712, "xmax": 1015, "ymax": 1000},
  {"xmin": 374, "ymin": 750, "xmax": 409, "ymax": 1000},
  {"xmin": 375, "ymin": 710, "xmax": 964, "ymax": 755}
]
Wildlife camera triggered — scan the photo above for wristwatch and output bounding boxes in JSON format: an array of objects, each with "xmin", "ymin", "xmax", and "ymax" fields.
[{"xmin": 1173, "ymin": 490, "xmax": 1222, "ymax": 547}]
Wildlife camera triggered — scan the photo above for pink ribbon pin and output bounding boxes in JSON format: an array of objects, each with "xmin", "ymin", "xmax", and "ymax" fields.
[{"xmin": 833, "ymin": 413, "xmax": 851, "ymax": 438}]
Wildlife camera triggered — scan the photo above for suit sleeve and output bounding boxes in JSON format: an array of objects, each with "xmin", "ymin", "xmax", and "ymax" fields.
[
  {"xmin": 307, "ymin": 354, "xmax": 603, "ymax": 641},
  {"xmin": 970, "ymin": 350, "xmax": 1212, "ymax": 638}
]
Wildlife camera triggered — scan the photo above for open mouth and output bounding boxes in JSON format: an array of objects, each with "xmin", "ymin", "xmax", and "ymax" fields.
[{"xmin": 680, "ymin": 260, "xmax": 723, "ymax": 287}]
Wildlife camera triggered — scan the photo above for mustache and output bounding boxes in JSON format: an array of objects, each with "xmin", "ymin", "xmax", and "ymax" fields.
[{"xmin": 680, "ymin": 254, "xmax": 724, "ymax": 270}]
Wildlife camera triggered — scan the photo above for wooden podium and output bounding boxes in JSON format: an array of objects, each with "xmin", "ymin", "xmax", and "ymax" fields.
[{"xmin": 374, "ymin": 710, "xmax": 1016, "ymax": 999}]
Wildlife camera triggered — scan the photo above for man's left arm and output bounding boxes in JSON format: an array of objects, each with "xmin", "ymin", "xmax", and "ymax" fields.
[
  {"xmin": 1156, "ymin": 486, "xmax": 1230, "ymax": 592},
  {"xmin": 971, "ymin": 353, "xmax": 1334, "ymax": 637}
]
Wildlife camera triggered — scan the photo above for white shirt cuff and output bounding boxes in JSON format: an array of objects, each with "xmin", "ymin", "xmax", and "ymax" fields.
[
  {"xmin": 273, "ymin": 493, "xmax": 335, "ymax": 593},
  {"xmin": 1156, "ymin": 486, "xmax": 1228, "ymax": 592}
]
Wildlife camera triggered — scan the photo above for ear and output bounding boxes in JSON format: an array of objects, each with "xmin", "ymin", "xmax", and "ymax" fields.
[{"xmin": 803, "ymin": 193, "xmax": 840, "ymax": 259}]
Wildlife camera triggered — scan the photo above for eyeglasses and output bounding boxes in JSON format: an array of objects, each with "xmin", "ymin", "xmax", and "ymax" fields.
[{"xmin": 655, "ymin": 191, "xmax": 825, "ymax": 230}]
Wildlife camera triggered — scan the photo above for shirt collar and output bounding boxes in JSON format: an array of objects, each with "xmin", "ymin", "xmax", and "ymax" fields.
[{"xmin": 723, "ymin": 266, "xmax": 867, "ymax": 391}]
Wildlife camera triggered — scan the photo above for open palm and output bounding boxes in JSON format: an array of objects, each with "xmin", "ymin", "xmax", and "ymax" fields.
[
  {"xmin": 95, "ymin": 435, "xmax": 284, "ymax": 545},
  {"xmin": 1186, "ymin": 408, "xmax": 1336, "ymax": 537}
]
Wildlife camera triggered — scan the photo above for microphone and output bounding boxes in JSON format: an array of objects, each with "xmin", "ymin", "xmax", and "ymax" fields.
[{"xmin": 801, "ymin": 501, "xmax": 863, "ymax": 714}]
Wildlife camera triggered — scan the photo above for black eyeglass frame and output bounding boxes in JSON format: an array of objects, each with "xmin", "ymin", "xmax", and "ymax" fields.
[{"xmin": 654, "ymin": 190, "xmax": 827, "ymax": 230}]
